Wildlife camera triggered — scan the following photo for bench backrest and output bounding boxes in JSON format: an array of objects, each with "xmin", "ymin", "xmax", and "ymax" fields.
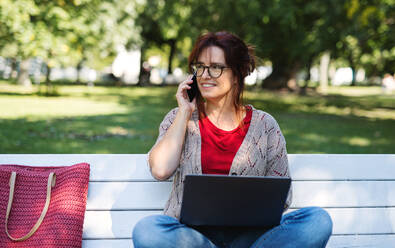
[{"xmin": 0, "ymin": 154, "xmax": 394, "ymax": 248}]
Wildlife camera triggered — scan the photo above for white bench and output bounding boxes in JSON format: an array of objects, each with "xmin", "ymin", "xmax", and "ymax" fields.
[{"xmin": 0, "ymin": 154, "xmax": 394, "ymax": 248}]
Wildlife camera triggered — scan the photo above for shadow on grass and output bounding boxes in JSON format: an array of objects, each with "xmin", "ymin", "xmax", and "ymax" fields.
[
  {"xmin": 246, "ymin": 94, "xmax": 394, "ymax": 153},
  {"xmin": 246, "ymin": 92, "xmax": 395, "ymax": 121},
  {"xmin": 277, "ymin": 113, "xmax": 395, "ymax": 153},
  {"xmin": 1, "ymin": 109, "xmax": 394, "ymax": 154},
  {"xmin": 0, "ymin": 92, "xmax": 37, "ymax": 96},
  {"xmin": 1, "ymin": 85, "xmax": 394, "ymax": 154},
  {"xmin": 321, "ymin": 94, "xmax": 395, "ymax": 111},
  {"xmin": 0, "ymin": 86, "xmax": 178, "ymax": 153},
  {"xmin": 0, "ymin": 113, "xmax": 159, "ymax": 154}
]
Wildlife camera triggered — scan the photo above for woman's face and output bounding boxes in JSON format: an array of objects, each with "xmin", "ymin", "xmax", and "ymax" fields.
[{"xmin": 196, "ymin": 46, "xmax": 236, "ymax": 104}]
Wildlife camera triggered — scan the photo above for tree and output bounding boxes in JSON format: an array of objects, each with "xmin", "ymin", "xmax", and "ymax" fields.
[
  {"xmin": 134, "ymin": 0, "xmax": 200, "ymax": 85},
  {"xmin": 0, "ymin": 0, "xmax": 140, "ymax": 87},
  {"xmin": 334, "ymin": 0, "xmax": 395, "ymax": 84},
  {"xmin": 178, "ymin": 0, "xmax": 347, "ymax": 90},
  {"xmin": 70, "ymin": 0, "xmax": 140, "ymax": 73},
  {"xmin": 0, "ymin": 0, "xmax": 41, "ymax": 86}
]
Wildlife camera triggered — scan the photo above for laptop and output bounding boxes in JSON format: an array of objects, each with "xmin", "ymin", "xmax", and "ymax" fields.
[{"xmin": 179, "ymin": 174, "xmax": 291, "ymax": 228}]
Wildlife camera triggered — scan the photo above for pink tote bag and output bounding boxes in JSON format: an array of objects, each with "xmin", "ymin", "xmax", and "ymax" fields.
[{"xmin": 0, "ymin": 163, "xmax": 90, "ymax": 247}]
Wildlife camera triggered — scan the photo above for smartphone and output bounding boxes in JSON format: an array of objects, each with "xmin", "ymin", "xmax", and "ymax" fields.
[{"xmin": 187, "ymin": 73, "xmax": 198, "ymax": 102}]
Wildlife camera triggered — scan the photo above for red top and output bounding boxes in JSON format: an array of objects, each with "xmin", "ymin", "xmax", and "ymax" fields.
[{"xmin": 199, "ymin": 106, "xmax": 252, "ymax": 175}]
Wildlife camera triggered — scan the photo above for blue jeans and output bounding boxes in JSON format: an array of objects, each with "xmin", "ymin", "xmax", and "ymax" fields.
[{"xmin": 133, "ymin": 207, "xmax": 333, "ymax": 248}]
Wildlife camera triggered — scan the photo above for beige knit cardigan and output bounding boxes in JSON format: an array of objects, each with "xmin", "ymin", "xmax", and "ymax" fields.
[{"xmin": 149, "ymin": 105, "xmax": 292, "ymax": 220}]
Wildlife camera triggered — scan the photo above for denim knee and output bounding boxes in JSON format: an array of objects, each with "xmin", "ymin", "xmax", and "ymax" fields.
[
  {"xmin": 303, "ymin": 207, "xmax": 333, "ymax": 246},
  {"xmin": 133, "ymin": 215, "xmax": 173, "ymax": 248},
  {"xmin": 311, "ymin": 207, "xmax": 333, "ymax": 235},
  {"xmin": 132, "ymin": 214, "xmax": 215, "ymax": 248}
]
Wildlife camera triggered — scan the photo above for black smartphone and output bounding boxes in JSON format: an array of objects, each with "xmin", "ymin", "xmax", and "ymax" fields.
[{"xmin": 187, "ymin": 73, "xmax": 198, "ymax": 102}]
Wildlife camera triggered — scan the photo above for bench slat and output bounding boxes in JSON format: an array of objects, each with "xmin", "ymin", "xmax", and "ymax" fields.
[
  {"xmin": 87, "ymin": 182, "xmax": 171, "ymax": 210},
  {"xmin": 85, "ymin": 181, "xmax": 395, "ymax": 210},
  {"xmin": 1, "ymin": 154, "xmax": 395, "ymax": 180},
  {"xmin": 83, "ymin": 240, "xmax": 132, "ymax": 248},
  {"xmin": 289, "ymin": 154, "xmax": 395, "ymax": 180},
  {"xmin": 81, "ymin": 235, "xmax": 395, "ymax": 248},
  {"xmin": 82, "ymin": 235, "xmax": 395, "ymax": 248},
  {"xmin": 327, "ymin": 234, "xmax": 395, "ymax": 248},
  {"xmin": 292, "ymin": 181, "xmax": 395, "ymax": 208},
  {"xmin": 326, "ymin": 208, "xmax": 395, "ymax": 235},
  {"xmin": 83, "ymin": 208, "xmax": 395, "ymax": 238},
  {"xmin": 0, "ymin": 154, "xmax": 151, "ymax": 181},
  {"xmin": 83, "ymin": 211, "xmax": 161, "ymax": 239},
  {"xmin": 1, "ymin": 154, "xmax": 395, "ymax": 247}
]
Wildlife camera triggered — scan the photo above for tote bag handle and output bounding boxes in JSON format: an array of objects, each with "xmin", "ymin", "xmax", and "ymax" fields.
[{"xmin": 5, "ymin": 172, "xmax": 56, "ymax": 241}]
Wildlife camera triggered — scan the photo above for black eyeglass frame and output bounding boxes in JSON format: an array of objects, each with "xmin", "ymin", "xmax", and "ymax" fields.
[{"xmin": 191, "ymin": 64, "xmax": 230, "ymax": 79}]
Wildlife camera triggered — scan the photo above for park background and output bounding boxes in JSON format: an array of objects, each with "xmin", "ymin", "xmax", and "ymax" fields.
[{"xmin": 0, "ymin": 0, "xmax": 394, "ymax": 154}]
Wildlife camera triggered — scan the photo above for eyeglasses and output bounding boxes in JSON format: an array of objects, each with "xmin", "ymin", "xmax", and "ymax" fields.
[{"xmin": 191, "ymin": 64, "xmax": 230, "ymax": 78}]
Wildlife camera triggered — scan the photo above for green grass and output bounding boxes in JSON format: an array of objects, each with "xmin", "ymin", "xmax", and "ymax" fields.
[{"xmin": 1, "ymin": 80, "xmax": 394, "ymax": 154}]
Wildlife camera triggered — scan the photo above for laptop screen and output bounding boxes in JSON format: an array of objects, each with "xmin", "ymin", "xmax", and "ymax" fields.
[{"xmin": 180, "ymin": 174, "xmax": 291, "ymax": 227}]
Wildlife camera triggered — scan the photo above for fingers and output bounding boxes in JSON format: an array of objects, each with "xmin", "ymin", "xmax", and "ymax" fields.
[
  {"xmin": 177, "ymin": 76, "xmax": 194, "ymax": 94},
  {"xmin": 176, "ymin": 83, "xmax": 190, "ymax": 97},
  {"xmin": 175, "ymin": 75, "xmax": 198, "ymax": 111},
  {"xmin": 176, "ymin": 80, "xmax": 189, "ymax": 101}
]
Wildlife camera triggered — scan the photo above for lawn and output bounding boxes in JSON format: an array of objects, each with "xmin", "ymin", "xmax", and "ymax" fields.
[{"xmin": 1, "ymin": 80, "xmax": 394, "ymax": 154}]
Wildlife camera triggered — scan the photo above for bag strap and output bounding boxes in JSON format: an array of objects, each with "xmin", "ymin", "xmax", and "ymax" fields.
[{"xmin": 5, "ymin": 171, "xmax": 56, "ymax": 241}]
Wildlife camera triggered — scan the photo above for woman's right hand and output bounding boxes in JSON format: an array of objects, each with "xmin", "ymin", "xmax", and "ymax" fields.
[
  {"xmin": 149, "ymin": 76, "xmax": 197, "ymax": 180},
  {"xmin": 176, "ymin": 75, "xmax": 197, "ymax": 114}
]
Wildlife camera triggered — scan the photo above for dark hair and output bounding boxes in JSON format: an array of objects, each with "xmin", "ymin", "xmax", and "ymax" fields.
[{"xmin": 188, "ymin": 31, "xmax": 255, "ymax": 123}]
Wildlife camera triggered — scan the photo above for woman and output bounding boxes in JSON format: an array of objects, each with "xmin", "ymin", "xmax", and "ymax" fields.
[{"xmin": 133, "ymin": 31, "xmax": 333, "ymax": 248}]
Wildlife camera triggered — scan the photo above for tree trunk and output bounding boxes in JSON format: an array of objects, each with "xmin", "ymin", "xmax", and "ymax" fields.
[
  {"xmin": 347, "ymin": 54, "xmax": 356, "ymax": 86},
  {"xmin": 320, "ymin": 52, "xmax": 330, "ymax": 94},
  {"xmin": 262, "ymin": 60, "xmax": 300, "ymax": 90},
  {"xmin": 10, "ymin": 58, "xmax": 18, "ymax": 79},
  {"xmin": 45, "ymin": 63, "xmax": 53, "ymax": 95},
  {"xmin": 137, "ymin": 46, "xmax": 147, "ymax": 86},
  {"xmin": 167, "ymin": 39, "xmax": 176, "ymax": 75},
  {"xmin": 350, "ymin": 66, "xmax": 356, "ymax": 86},
  {"xmin": 17, "ymin": 59, "xmax": 32, "ymax": 87},
  {"xmin": 300, "ymin": 57, "xmax": 313, "ymax": 95},
  {"xmin": 45, "ymin": 64, "xmax": 51, "ymax": 83},
  {"xmin": 76, "ymin": 59, "xmax": 83, "ymax": 84}
]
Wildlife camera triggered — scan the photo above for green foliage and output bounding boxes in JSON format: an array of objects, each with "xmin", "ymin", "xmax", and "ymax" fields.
[
  {"xmin": 334, "ymin": 0, "xmax": 395, "ymax": 77},
  {"xmin": 0, "ymin": 0, "xmax": 140, "ymax": 70},
  {"xmin": 0, "ymin": 0, "xmax": 393, "ymax": 85},
  {"xmin": 133, "ymin": 0, "xmax": 394, "ymax": 87}
]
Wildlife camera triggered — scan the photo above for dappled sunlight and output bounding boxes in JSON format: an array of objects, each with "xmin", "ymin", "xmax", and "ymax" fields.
[
  {"xmin": 0, "ymin": 96, "xmax": 129, "ymax": 119},
  {"xmin": 290, "ymin": 166, "xmax": 334, "ymax": 180},
  {"xmin": 87, "ymin": 182, "xmax": 128, "ymax": 209},
  {"xmin": 312, "ymin": 105, "xmax": 395, "ymax": 120},
  {"xmin": 1, "ymin": 82, "xmax": 394, "ymax": 153},
  {"xmin": 328, "ymin": 209, "xmax": 356, "ymax": 234},
  {"xmin": 301, "ymin": 133, "xmax": 329, "ymax": 143},
  {"xmin": 246, "ymin": 86, "xmax": 395, "ymax": 121},
  {"xmin": 324, "ymin": 86, "xmax": 393, "ymax": 96},
  {"xmin": 317, "ymin": 183, "xmax": 358, "ymax": 207},
  {"xmin": 292, "ymin": 182, "xmax": 363, "ymax": 207},
  {"xmin": 83, "ymin": 211, "xmax": 115, "ymax": 238},
  {"xmin": 87, "ymin": 155, "xmax": 149, "ymax": 181},
  {"xmin": 346, "ymin": 137, "xmax": 371, "ymax": 147},
  {"xmin": 353, "ymin": 108, "xmax": 395, "ymax": 120},
  {"xmin": 107, "ymin": 126, "xmax": 133, "ymax": 136},
  {"xmin": 282, "ymin": 113, "xmax": 394, "ymax": 153}
]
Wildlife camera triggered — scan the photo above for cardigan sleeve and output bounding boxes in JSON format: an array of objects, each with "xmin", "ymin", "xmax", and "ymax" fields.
[
  {"xmin": 147, "ymin": 108, "xmax": 179, "ymax": 177},
  {"xmin": 148, "ymin": 107, "xmax": 179, "ymax": 151},
  {"xmin": 265, "ymin": 117, "xmax": 293, "ymax": 211}
]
